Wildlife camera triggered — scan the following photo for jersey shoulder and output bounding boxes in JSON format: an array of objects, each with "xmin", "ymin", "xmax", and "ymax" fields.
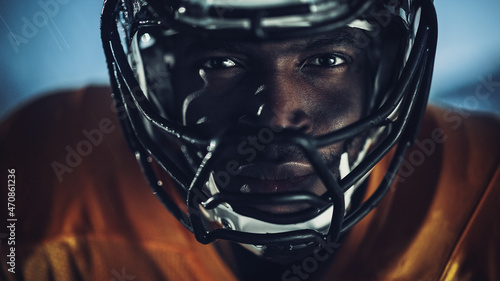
[
  {"xmin": 324, "ymin": 105, "xmax": 500, "ymax": 281},
  {"xmin": 422, "ymin": 105, "xmax": 500, "ymax": 280},
  {"xmin": 0, "ymin": 87, "xmax": 235, "ymax": 281}
]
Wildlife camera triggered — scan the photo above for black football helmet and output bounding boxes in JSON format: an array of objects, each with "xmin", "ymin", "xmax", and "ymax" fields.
[{"xmin": 101, "ymin": 0, "xmax": 437, "ymax": 260}]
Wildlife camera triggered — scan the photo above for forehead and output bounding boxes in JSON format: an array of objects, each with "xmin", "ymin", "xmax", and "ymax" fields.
[{"xmin": 176, "ymin": 27, "xmax": 369, "ymax": 56}]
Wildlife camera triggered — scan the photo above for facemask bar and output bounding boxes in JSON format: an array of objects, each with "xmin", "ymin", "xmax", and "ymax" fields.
[{"xmin": 101, "ymin": 0, "xmax": 437, "ymax": 248}]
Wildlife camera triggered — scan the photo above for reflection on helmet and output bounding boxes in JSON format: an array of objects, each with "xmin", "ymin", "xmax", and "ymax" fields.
[{"xmin": 101, "ymin": 0, "xmax": 437, "ymax": 261}]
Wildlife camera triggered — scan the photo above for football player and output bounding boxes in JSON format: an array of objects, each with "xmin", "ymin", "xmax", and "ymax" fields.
[
  {"xmin": 1, "ymin": 0, "xmax": 499, "ymax": 280},
  {"xmin": 102, "ymin": 0, "xmax": 439, "ymax": 268}
]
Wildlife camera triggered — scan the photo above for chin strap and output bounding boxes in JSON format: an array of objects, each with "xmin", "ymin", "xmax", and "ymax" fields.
[
  {"xmin": 201, "ymin": 173, "xmax": 334, "ymax": 255},
  {"xmin": 203, "ymin": 174, "xmax": 333, "ymax": 231},
  {"xmin": 201, "ymin": 201, "xmax": 334, "ymax": 256}
]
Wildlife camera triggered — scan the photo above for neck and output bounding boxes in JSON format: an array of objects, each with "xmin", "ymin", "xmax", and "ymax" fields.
[
  {"xmin": 216, "ymin": 241, "xmax": 292, "ymax": 281},
  {"xmin": 215, "ymin": 240, "xmax": 340, "ymax": 281}
]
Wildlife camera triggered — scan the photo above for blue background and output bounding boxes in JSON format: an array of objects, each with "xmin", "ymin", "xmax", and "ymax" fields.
[{"xmin": 1, "ymin": 0, "xmax": 499, "ymax": 120}]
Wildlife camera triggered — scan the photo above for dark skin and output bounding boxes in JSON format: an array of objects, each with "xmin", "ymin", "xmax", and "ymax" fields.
[
  {"xmin": 170, "ymin": 27, "xmax": 375, "ymax": 277},
  {"xmin": 173, "ymin": 27, "xmax": 370, "ymax": 135}
]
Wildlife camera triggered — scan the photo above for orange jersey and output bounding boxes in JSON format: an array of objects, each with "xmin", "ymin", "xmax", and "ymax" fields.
[{"xmin": 1, "ymin": 86, "xmax": 499, "ymax": 281}]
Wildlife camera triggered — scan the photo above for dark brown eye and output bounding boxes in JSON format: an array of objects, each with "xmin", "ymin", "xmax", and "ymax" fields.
[
  {"xmin": 308, "ymin": 54, "xmax": 345, "ymax": 67},
  {"xmin": 202, "ymin": 57, "xmax": 237, "ymax": 69}
]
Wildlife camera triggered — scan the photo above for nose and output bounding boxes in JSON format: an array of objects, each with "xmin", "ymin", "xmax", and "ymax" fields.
[{"xmin": 256, "ymin": 72, "xmax": 314, "ymax": 134}]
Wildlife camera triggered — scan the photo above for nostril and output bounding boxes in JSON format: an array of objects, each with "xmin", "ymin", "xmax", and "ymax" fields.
[{"xmin": 291, "ymin": 111, "xmax": 313, "ymax": 133}]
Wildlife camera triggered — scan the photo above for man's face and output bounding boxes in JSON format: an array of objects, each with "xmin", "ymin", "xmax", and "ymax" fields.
[{"xmin": 171, "ymin": 27, "xmax": 373, "ymax": 212}]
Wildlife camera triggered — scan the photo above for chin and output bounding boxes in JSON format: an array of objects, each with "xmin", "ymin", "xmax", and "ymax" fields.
[{"xmin": 244, "ymin": 238, "xmax": 333, "ymax": 265}]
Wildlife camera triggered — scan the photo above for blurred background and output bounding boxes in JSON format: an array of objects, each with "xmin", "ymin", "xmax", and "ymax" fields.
[{"xmin": 1, "ymin": 0, "xmax": 499, "ymax": 120}]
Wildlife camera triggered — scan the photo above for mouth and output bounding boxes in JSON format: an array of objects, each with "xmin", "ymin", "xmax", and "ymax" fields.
[
  {"xmin": 206, "ymin": 145, "xmax": 342, "ymax": 214},
  {"xmin": 238, "ymin": 161, "xmax": 315, "ymax": 180},
  {"xmin": 214, "ymin": 161, "xmax": 325, "ymax": 195}
]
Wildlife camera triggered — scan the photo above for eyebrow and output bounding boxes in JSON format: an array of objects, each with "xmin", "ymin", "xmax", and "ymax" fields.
[
  {"xmin": 184, "ymin": 27, "xmax": 361, "ymax": 56},
  {"xmin": 185, "ymin": 42, "xmax": 248, "ymax": 56},
  {"xmin": 304, "ymin": 29, "xmax": 360, "ymax": 51}
]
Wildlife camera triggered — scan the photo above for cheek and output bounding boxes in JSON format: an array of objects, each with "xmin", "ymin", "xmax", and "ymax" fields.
[{"xmin": 308, "ymin": 71, "xmax": 367, "ymax": 135}]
